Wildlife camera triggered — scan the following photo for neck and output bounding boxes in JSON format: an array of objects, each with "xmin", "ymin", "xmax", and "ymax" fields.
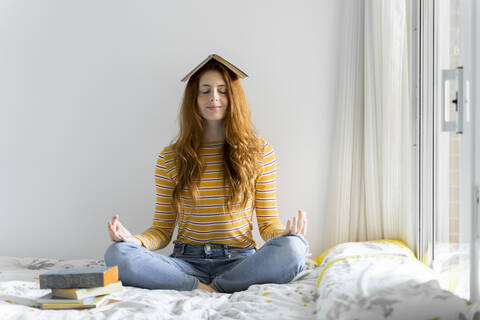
[{"xmin": 202, "ymin": 120, "xmax": 225, "ymax": 143}]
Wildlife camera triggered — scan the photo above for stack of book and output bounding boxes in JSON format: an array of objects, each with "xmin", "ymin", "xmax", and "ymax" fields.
[{"xmin": 37, "ymin": 266, "xmax": 122, "ymax": 310}]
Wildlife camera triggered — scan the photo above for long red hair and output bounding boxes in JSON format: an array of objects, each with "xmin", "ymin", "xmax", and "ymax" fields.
[{"xmin": 171, "ymin": 60, "xmax": 262, "ymax": 216}]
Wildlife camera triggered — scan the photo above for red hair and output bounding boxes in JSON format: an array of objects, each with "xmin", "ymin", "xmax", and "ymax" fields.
[{"xmin": 171, "ymin": 60, "xmax": 262, "ymax": 216}]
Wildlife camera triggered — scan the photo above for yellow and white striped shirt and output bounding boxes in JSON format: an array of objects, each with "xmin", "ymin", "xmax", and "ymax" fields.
[{"xmin": 134, "ymin": 139, "xmax": 285, "ymax": 250}]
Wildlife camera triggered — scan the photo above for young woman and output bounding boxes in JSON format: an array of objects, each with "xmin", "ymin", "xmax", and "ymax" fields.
[{"xmin": 104, "ymin": 56, "xmax": 309, "ymax": 293}]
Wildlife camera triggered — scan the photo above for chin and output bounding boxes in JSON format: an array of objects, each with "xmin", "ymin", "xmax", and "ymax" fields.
[
  {"xmin": 201, "ymin": 112, "xmax": 226, "ymax": 122},
  {"xmin": 204, "ymin": 117, "xmax": 226, "ymax": 122}
]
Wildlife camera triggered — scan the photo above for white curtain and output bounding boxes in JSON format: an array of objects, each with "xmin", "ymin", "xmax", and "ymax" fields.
[{"xmin": 323, "ymin": 0, "xmax": 414, "ymax": 250}]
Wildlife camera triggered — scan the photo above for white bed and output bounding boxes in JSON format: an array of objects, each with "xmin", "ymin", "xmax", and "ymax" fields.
[
  {"xmin": 0, "ymin": 256, "xmax": 320, "ymax": 320},
  {"xmin": 1, "ymin": 241, "xmax": 478, "ymax": 320}
]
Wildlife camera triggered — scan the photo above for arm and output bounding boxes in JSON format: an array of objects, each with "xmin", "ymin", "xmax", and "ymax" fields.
[
  {"xmin": 255, "ymin": 142, "xmax": 285, "ymax": 241},
  {"xmin": 133, "ymin": 151, "xmax": 177, "ymax": 250}
]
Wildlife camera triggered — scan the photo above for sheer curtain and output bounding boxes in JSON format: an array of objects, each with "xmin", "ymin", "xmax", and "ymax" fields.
[{"xmin": 323, "ymin": 0, "xmax": 414, "ymax": 250}]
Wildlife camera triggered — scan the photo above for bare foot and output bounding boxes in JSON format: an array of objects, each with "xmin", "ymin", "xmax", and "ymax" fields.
[{"xmin": 198, "ymin": 282, "xmax": 218, "ymax": 293}]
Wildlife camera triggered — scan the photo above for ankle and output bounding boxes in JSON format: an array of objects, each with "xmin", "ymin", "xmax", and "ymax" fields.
[{"xmin": 197, "ymin": 282, "xmax": 217, "ymax": 293}]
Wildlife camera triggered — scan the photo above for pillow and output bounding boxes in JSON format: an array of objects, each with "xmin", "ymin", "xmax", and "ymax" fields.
[
  {"xmin": 313, "ymin": 239, "xmax": 415, "ymax": 268},
  {"xmin": 313, "ymin": 240, "xmax": 470, "ymax": 320}
]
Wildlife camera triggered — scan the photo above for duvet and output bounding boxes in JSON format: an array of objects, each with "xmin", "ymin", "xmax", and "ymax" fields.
[
  {"xmin": 0, "ymin": 256, "xmax": 319, "ymax": 320},
  {"xmin": 1, "ymin": 241, "xmax": 479, "ymax": 320}
]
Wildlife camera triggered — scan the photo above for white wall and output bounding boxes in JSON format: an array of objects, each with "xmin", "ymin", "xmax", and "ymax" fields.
[{"xmin": 0, "ymin": 0, "xmax": 343, "ymax": 259}]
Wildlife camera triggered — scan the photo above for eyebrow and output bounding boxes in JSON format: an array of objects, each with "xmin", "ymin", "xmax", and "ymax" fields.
[{"xmin": 200, "ymin": 84, "xmax": 226, "ymax": 87}]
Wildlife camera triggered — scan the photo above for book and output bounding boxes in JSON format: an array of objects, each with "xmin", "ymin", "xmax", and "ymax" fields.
[
  {"xmin": 40, "ymin": 294, "xmax": 109, "ymax": 310},
  {"xmin": 181, "ymin": 54, "xmax": 248, "ymax": 82},
  {"xmin": 39, "ymin": 266, "xmax": 118, "ymax": 289},
  {"xmin": 51, "ymin": 280, "xmax": 123, "ymax": 300},
  {"xmin": 37, "ymin": 293, "xmax": 98, "ymax": 304}
]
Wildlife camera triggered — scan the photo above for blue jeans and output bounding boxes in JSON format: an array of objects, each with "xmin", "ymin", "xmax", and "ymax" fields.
[{"xmin": 104, "ymin": 234, "xmax": 309, "ymax": 293}]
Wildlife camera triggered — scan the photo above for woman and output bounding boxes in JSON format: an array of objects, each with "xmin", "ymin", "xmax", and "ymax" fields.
[{"xmin": 104, "ymin": 55, "xmax": 309, "ymax": 293}]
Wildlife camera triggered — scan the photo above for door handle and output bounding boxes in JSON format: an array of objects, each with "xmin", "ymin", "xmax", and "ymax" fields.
[{"xmin": 441, "ymin": 66, "xmax": 464, "ymax": 134}]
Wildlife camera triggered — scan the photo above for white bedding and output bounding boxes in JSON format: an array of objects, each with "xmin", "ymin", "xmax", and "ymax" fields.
[
  {"xmin": 0, "ymin": 256, "xmax": 320, "ymax": 320},
  {"xmin": 2, "ymin": 242, "xmax": 480, "ymax": 320},
  {"xmin": 314, "ymin": 241, "xmax": 476, "ymax": 320}
]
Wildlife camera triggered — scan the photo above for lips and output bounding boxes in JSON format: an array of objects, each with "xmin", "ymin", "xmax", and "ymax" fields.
[{"xmin": 207, "ymin": 105, "xmax": 222, "ymax": 109}]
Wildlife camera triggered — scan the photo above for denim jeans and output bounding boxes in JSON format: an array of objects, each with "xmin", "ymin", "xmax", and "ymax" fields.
[{"xmin": 104, "ymin": 234, "xmax": 309, "ymax": 293}]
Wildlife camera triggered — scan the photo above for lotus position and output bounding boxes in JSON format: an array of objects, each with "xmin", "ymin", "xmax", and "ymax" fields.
[{"xmin": 104, "ymin": 55, "xmax": 309, "ymax": 293}]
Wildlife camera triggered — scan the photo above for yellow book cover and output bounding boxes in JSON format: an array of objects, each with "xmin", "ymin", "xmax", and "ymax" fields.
[
  {"xmin": 40, "ymin": 294, "xmax": 109, "ymax": 310},
  {"xmin": 51, "ymin": 280, "xmax": 123, "ymax": 299}
]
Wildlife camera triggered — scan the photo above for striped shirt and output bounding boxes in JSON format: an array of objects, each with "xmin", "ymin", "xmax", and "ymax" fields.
[{"xmin": 134, "ymin": 139, "xmax": 285, "ymax": 250}]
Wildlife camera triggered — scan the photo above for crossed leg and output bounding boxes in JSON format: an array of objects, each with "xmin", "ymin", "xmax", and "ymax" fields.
[
  {"xmin": 104, "ymin": 242, "xmax": 207, "ymax": 290},
  {"xmin": 211, "ymin": 234, "xmax": 309, "ymax": 293}
]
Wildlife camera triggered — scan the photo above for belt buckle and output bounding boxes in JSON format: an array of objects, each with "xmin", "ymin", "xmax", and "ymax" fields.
[{"xmin": 204, "ymin": 243, "xmax": 212, "ymax": 254}]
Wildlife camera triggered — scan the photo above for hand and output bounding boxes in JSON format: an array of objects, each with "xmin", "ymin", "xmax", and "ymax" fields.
[
  {"xmin": 281, "ymin": 210, "xmax": 307, "ymax": 236},
  {"xmin": 107, "ymin": 215, "xmax": 141, "ymax": 246}
]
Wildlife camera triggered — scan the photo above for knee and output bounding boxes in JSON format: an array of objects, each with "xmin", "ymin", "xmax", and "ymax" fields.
[
  {"xmin": 274, "ymin": 234, "xmax": 309, "ymax": 269},
  {"xmin": 104, "ymin": 241, "xmax": 136, "ymax": 269}
]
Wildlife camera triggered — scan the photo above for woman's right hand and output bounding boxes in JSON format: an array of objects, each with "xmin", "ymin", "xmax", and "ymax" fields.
[{"xmin": 107, "ymin": 215, "xmax": 142, "ymax": 246}]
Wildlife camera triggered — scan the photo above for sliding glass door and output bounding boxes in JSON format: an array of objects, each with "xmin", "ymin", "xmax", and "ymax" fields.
[{"xmin": 430, "ymin": 0, "xmax": 476, "ymax": 301}]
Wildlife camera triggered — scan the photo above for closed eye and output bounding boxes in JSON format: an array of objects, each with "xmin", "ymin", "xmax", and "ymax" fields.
[{"xmin": 201, "ymin": 90, "xmax": 227, "ymax": 94}]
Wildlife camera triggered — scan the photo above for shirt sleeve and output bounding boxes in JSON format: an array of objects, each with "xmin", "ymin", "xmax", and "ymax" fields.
[
  {"xmin": 134, "ymin": 151, "xmax": 177, "ymax": 250},
  {"xmin": 255, "ymin": 141, "xmax": 285, "ymax": 241}
]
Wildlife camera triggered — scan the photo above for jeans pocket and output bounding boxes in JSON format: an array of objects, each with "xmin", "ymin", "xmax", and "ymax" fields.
[
  {"xmin": 171, "ymin": 244, "xmax": 184, "ymax": 258},
  {"xmin": 228, "ymin": 247, "xmax": 255, "ymax": 259}
]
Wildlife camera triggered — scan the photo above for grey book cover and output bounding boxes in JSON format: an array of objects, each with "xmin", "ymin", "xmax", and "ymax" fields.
[{"xmin": 39, "ymin": 267, "xmax": 113, "ymax": 289}]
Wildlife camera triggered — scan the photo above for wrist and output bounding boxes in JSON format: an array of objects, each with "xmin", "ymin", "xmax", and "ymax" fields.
[{"xmin": 128, "ymin": 237, "xmax": 142, "ymax": 246}]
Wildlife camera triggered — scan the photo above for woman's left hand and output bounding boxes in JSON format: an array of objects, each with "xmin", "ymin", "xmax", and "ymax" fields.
[{"xmin": 281, "ymin": 209, "xmax": 307, "ymax": 236}]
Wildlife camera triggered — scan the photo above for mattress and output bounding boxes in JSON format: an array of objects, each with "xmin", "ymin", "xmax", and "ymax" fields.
[
  {"xmin": 1, "ymin": 241, "xmax": 478, "ymax": 320},
  {"xmin": 0, "ymin": 256, "xmax": 320, "ymax": 320}
]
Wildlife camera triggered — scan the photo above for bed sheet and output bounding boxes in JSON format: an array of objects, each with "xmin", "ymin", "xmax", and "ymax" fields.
[
  {"xmin": 4, "ymin": 243, "xmax": 480, "ymax": 320},
  {"xmin": 0, "ymin": 256, "xmax": 320, "ymax": 320},
  {"xmin": 314, "ymin": 241, "xmax": 478, "ymax": 320}
]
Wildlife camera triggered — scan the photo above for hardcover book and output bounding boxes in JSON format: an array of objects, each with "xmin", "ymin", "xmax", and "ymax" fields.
[
  {"xmin": 39, "ymin": 294, "xmax": 109, "ymax": 310},
  {"xmin": 37, "ymin": 293, "xmax": 97, "ymax": 304},
  {"xmin": 51, "ymin": 280, "xmax": 123, "ymax": 299},
  {"xmin": 39, "ymin": 266, "xmax": 118, "ymax": 289},
  {"xmin": 181, "ymin": 54, "xmax": 248, "ymax": 82}
]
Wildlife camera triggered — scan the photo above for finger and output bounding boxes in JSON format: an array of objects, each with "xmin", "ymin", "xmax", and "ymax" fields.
[
  {"xmin": 298, "ymin": 210, "xmax": 303, "ymax": 220},
  {"xmin": 291, "ymin": 217, "xmax": 297, "ymax": 234},
  {"xmin": 298, "ymin": 210, "xmax": 306, "ymax": 233},
  {"xmin": 301, "ymin": 211, "xmax": 307, "ymax": 235},
  {"xmin": 301, "ymin": 219, "xmax": 307, "ymax": 236},
  {"xmin": 117, "ymin": 222, "xmax": 128, "ymax": 237},
  {"xmin": 298, "ymin": 215, "xmax": 304, "ymax": 234},
  {"xmin": 111, "ymin": 220, "xmax": 118, "ymax": 235},
  {"xmin": 299, "ymin": 216, "xmax": 306, "ymax": 235},
  {"xmin": 110, "ymin": 220, "xmax": 123, "ymax": 240},
  {"xmin": 107, "ymin": 221, "xmax": 114, "ymax": 240},
  {"xmin": 108, "ymin": 221, "xmax": 116, "ymax": 234},
  {"xmin": 284, "ymin": 220, "xmax": 291, "ymax": 234},
  {"xmin": 107, "ymin": 222, "xmax": 119, "ymax": 241}
]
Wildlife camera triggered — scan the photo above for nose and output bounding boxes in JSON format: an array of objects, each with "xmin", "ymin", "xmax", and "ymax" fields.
[{"xmin": 210, "ymin": 89, "xmax": 220, "ymax": 102}]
